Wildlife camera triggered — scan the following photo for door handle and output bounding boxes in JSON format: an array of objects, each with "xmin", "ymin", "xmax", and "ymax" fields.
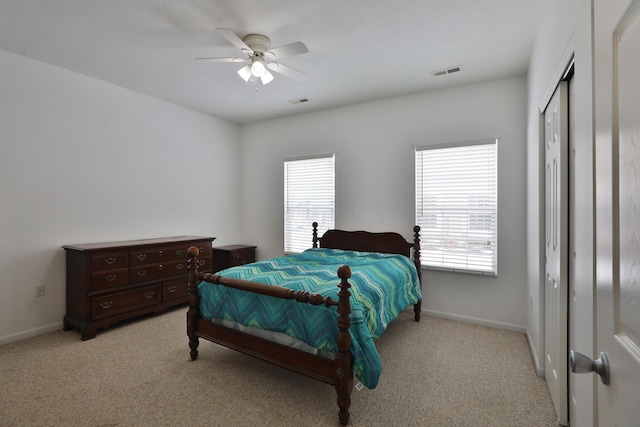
[{"xmin": 569, "ymin": 350, "xmax": 610, "ymax": 385}]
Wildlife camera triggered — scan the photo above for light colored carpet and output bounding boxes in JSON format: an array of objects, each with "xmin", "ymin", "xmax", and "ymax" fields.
[{"xmin": 0, "ymin": 307, "xmax": 558, "ymax": 426}]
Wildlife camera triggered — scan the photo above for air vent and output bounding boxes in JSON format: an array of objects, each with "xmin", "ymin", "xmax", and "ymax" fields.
[
  {"xmin": 431, "ymin": 65, "xmax": 462, "ymax": 76},
  {"xmin": 289, "ymin": 97, "xmax": 311, "ymax": 104}
]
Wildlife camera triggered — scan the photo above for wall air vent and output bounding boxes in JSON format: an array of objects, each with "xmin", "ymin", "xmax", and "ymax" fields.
[
  {"xmin": 431, "ymin": 65, "xmax": 462, "ymax": 76},
  {"xmin": 288, "ymin": 97, "xmax": 311, "ymax": 104}
]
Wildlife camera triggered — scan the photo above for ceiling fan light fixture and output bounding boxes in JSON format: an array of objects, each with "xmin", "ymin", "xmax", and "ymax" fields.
[
  {"xmin": 237, "ymin": 65, "xmax": 252, "ymax": 82},
  {"xmin": 260, "ymin": 70, "xmax": 274, "ymax": 85},
  {"xmin": 250, "ymin": 57, "xmax": 267, "ymax": 77}
]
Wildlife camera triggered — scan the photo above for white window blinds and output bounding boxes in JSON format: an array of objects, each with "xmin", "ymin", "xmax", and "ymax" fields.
[
  {"xmin": 415, "ymin": 139, "xmax": 498, "ymax": 275},
  {"xmin": 284, "ymin": 154, "xmax": 335, "ymax": 253}
]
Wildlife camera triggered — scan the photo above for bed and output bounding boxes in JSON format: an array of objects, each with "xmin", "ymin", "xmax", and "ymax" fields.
[{"xmin": 186, "ymin": 222, "xmax": 422, "ymax": 425}]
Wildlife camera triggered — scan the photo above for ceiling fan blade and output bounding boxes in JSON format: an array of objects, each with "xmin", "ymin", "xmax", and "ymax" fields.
[
  {"xmin": 267, "ymin": 41, "xmax": 308, "ymax": 60},
  {"xmin": 215, "ymin": 28, "xmax": 252, "ymax": 53},
  {"xmin": 267, "ymin": 62, "xmax": 308, "ymax": 82},
  {"xmin": 195, "ymin": 57, "xmax": 247, "ymax": 63}
]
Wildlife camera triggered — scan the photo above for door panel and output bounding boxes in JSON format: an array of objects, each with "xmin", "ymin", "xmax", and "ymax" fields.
[
  {"xmin": 617, "ymin": 1, "xmax": 640, "ymax": 355},
  {"xmin": 544, "ymin": 82, "xmax": 568, "ymax": 426},
  {"xmin": 594, "ymin": 0, "xmax": 640, "ymax": 424}
]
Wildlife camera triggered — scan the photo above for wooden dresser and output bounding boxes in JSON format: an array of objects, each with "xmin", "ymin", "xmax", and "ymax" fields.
[
  {"xmin": 63, "ymin": 236, "xmax": 215, "ymax": 340},
  {"xmin": 211, "ymin": 244, "xmax": 257, "ymax": 272}
]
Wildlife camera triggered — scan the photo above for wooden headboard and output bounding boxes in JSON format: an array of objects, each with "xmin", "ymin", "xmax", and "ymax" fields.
[{"xmin": 311, "ymin": 222, "xmax": 421, "ymax": 258}]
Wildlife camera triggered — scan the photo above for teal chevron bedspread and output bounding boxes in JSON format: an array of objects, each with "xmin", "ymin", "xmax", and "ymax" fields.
[{"xmin": 198, "ymin": 248, "xmax": 421, "ymax": 389}]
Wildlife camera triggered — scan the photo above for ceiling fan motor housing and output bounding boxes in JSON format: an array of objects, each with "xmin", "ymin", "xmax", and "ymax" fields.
[{"xmin": 242, "ymin": 34, "xmax": 271, "ymax": 54}]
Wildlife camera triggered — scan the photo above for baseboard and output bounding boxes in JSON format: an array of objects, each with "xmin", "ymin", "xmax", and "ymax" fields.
[
  {"xmin": 421, "ymin": 309, "xmax": 526, "ymax": 334},
  {"xmin": 526, "ymin": 328, "xmax": 545, "ymax": 378},
  {"xmin": 0, "ymin": 321, "xmax": 63, "ymax": 346}
]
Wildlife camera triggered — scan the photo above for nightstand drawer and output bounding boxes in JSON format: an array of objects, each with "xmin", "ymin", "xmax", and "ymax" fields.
[
  {"xmin": 231, "ymin": 250, "xmax": 255, "ymax": 266},
  {"xmin": 212, "ymin": 245, "xmax": 257, "ymax": 272}
]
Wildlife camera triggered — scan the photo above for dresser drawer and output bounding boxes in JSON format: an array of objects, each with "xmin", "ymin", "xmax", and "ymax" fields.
[
  {"xmin": 193, "ymin": 242, "xmax": 213, "ymax": 259},
  {"xmin": 91, "ymin": 285, "xmax": 161, "ymax": 320},
  {"xmin": 130, "ymin": 259, "xmax": 189, "ymax": 284},
  {"xmin": 130, "ymin": 244, "xmax": 189, "ymax": 266},
  {"xmin": 90, "ymin": 252, "xmax": 128, "ymax": 272},
  {"xmin": 163, "ymin": 279, "xmax": 188, "ymax": 301},
  {"xmin": 195, "ymin": 256, "xmax": 212, "ymax": 272},
  {"xmin": 90, "ymin": 268, "xmax": 129, "ymax": 292}
]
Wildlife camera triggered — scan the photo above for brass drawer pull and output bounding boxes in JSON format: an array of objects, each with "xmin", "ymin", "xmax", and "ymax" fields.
[
  {"xmin": 104, "ymin": 257, "xmax": 116, "ymax": 265},
  {"xmin": 158, "ymin": 264, "xmax": 164, "ymax": 270},
  {"xmin": 105, "ymin": 274, "xmax": 116, "ymax": 282},
  {"xmin": 175, "ymin": 249, "xmax": 183, "ymax": 256},
  {"xmin": 99, "ymin": 301, "xmax": 113, "ymax": 309},
  {"xmin": 143, "ymin": 291, "xmax": 154, "ymax": 299},
  {"xmin": 198, "ymin": 260, "xmax": 206, "ymax": 266},
  {"xmin": 167, "ymin": 286, "xmax": 177, "ymax": 293},
  {"xmin": 159, "ymin": 250, "xmax": 164, "ymax": 256},
  {"xmin": 198, "ymin": 247, "xmax": 204, "ymax": 252},
  {"xmin": 137, "ymin": 254, "xmax": 147, "ymax": 261},
  {"xmin": 175, "ymin": 263, "xmax": 184, "ymax": 270},
  {"xmin": 137, "ymin": 270, "xmax": 146, "ymax": 277}
]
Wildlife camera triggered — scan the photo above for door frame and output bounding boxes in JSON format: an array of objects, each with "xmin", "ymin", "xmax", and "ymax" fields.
[{"xmin": 540, "ymin": 46, "xmax": 596, "ymax": 426}]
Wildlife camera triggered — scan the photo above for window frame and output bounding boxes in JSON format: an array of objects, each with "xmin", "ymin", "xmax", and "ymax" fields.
[
  {"xmin": 415, "ymin": 138, "xmax": 498, "ymax": 275},
  {"xmin": 284, "ymin": 153, "xmax": 335, "ymax": 254}
]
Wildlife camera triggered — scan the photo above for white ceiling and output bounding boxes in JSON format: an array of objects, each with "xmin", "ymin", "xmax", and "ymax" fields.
[{"xmin": 0, "ymin": 0, "xmax": 541, "ymax": 125}]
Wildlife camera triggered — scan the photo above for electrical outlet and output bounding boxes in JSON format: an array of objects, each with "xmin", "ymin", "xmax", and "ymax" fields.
[{"xmin": 35, "ymin": 283, "xmax": 45, "ymax": 297}]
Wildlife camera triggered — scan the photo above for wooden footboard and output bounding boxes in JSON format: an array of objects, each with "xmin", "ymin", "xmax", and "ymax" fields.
[{"xmin": 186, "ymin": 246, "xmax": 354, "ymax": 425}]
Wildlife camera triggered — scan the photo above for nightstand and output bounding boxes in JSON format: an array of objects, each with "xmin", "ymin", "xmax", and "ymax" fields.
[{"xmin": 211, "ymin": 244, "xmax": 257, "ymax": 272}]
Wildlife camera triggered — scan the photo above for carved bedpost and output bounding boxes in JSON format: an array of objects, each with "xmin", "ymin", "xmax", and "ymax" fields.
[
  {"xmin": 335, "ymin": 265, "xmax": 353, "ymax": 426},
  {"xmin": 413, "ymin": 226, "xmax": 422, "ymax": 322},
  {"xmin": 312, "ymin": 222, "xmax": 319, "ymax": 248},
  {"xmin": 187, "ymin": 246, "xmax": 201, "ymax": 360}
]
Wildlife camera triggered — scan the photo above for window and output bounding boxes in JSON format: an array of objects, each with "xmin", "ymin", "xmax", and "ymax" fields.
[
  {"xmin": 284, "ymin": 154, "xmax": 335, "ymax": 253},
  {"xmin": 415, "ymin": 139, "xmax": 497, "ymax": 275}
]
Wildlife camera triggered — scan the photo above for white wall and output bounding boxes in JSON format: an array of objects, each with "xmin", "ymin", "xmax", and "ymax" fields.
[
  {"xmin": 240, "ymin": 77, "xmax": 529, "ymax": 330},
  {"xmin": 0, "ymin": 49, "xmax": 241, "ymax": 344}
]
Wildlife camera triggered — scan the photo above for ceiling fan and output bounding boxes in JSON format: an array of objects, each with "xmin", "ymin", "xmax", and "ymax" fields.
[{"xmin": 196, "ymin": 28, "xmax": 309, "ymax": 86}]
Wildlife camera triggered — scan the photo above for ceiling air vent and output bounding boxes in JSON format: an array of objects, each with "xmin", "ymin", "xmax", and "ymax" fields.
[
  {"xmin": 431, "ymin": 65, "xmax": 462, "ymax": 76},
  {"xmin": 289, "ymin": 97, "xmax": 311, "ymax": 104}
]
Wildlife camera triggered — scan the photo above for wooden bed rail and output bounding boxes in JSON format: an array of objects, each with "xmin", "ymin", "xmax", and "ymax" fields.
[{"xmin": 198, "ymin": 271, "xmax": 341, "ymax": 307}]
